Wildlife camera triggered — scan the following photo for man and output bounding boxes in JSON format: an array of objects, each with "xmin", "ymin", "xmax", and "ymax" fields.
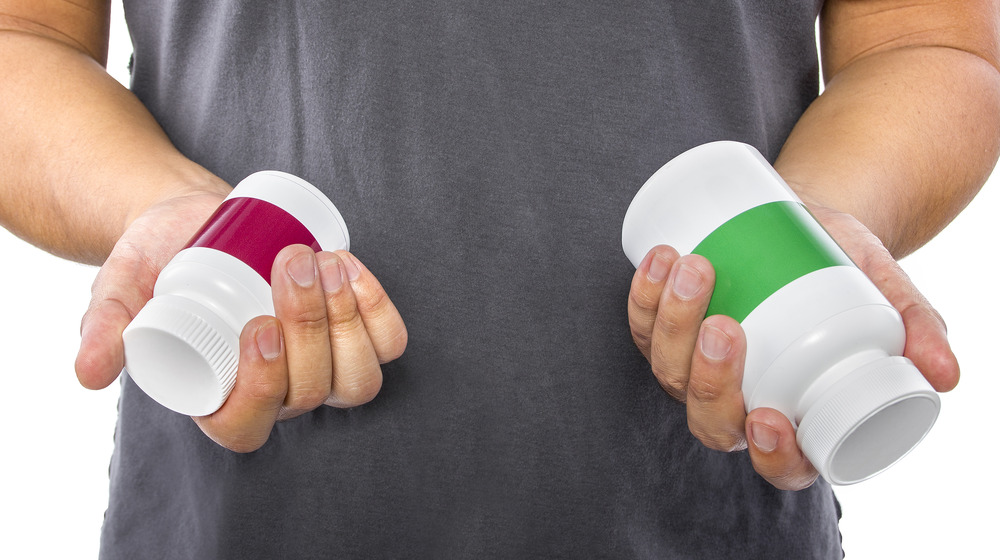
[{"xmin": 1, "ymin": 1, "xmax": 996, "ymax": 557}]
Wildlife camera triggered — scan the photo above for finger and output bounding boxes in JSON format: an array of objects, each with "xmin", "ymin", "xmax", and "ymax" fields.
[
  {"xmin": 193, "ymin": 316, "xmax": 287, "ymax": 452},
  {"xmin": 811, "ymin": 206, "xmax": 959, "ymax": 392},
  {"xmin": 75, "ymin": 247, "xmax": 158, "ymax": 389},
  {"xmin": 648, "ymin": 253, "xmax": 715, "ymax": 401},
  {"xmin": 686, "ymin": 315, "xmax": 749, "ymax": 452},
  {"xmin": 627, "ymin": 245, "xmax": 679, "ymax": 360},
  {"xmin": 867, "ymin": 257, "xmax": 959, "ymax": 392},
  {"xmin": 317, "ymin": 252, "xmax": 383, "ymax": 408},
  {"xmin": 76, "ymin": 299, "xmax": 132, "ymax": 389},
  {"xmin": 900, "ymin": 302, "xmax": 958, "ymax": 391},
  {"xmin": 271, "ymin": 245, "xmax": 334, "ymax": 415},
  {"xmin": 745, "ymin": 407, "xmax": 819, "ymax": 491},
  {"xmin": 335, "ymin": 251, "xmax": 408, "ymax": 364}
]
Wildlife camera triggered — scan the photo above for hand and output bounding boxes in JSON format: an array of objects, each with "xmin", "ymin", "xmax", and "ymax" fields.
[
  {"xmin": 75, "ymin": 192, "xmax": 407, "ymax": 453},
  {"xmin": 194, "ymin": 245, "xmax": 407, "ymax": 452},
  {"xmin": 626, "ymin": 204, "xmax": 958, "ymax": 491}
]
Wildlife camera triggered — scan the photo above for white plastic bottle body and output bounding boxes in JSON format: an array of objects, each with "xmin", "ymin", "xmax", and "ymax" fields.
[
  {"xmin": 742, "ymin": 265, "xmax": 904, "ymax": 416},
  {"xmin": 621, "ymin": 141, "xmax": 939, "ymax": 485},
  {"xmin": 122, "ymin": 171, "xmax": 350, "ymax": 417}
]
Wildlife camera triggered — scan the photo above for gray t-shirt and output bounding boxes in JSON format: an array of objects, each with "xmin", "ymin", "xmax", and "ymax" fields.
[{"xmin": 103, "ymin": 1, "xmax": 842, "ymax": 558}]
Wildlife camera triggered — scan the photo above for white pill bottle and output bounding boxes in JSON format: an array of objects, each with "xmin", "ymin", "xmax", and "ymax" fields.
[
  {"xmin": 621, "ymin": 141, "xmax": 939, "ymax": 485},
  {"xmin": 122, "ymin": 171, "xmax": 350, "ymax": 417}
]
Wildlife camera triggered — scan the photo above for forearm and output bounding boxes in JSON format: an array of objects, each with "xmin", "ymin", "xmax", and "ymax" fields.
[
  {"xmin": 775, "ymin": 45, "xmax": 1000, "ymax": 259},
  {"xmin": 0, "ymin": 27, "xmax": 228, "ymax": 265}
]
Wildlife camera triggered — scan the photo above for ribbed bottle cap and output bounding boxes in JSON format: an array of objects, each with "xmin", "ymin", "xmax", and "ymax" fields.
[
  {"xmin": 122, "ymin": 294, "xmax": 239, "ymax": 416},
  {"xmin": 797, "ymin": 356, "xmax": 939, "ymax": 485}
]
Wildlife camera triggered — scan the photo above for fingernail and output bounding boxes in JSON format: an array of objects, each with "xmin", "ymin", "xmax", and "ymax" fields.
[
  {"xmin": 750, "ymin": 422, "xmax": 779, "ymax": 453},
  {"xmin": 672, "ymin": 264, "xmax": 703, "ymax": 300},
  {"xmin": 700, "ymin": 325, "xmax": 732, "ymax": 361},
  {"xmin": 341, "ymin": 254, "xmax": 362, "ymax": 281},
  {"xmin": 647, "ymin": 252, "xmax": 670, "ymax": 283},
  {"xmin": 320, "ymin": 258, "xmax": 345, "ymax": 292},
  {"xmin": 287, "ymin": 252, "xmax": 317, "ymax": 287},
  {"xmin": 256, "ymin": 322, "xmax": 282, "ymax": 361}
]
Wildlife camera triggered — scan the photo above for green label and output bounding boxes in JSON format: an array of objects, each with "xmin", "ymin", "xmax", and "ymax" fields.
[{"xmin": 692, "ymin": 200, "xmax": 854, "ymax": 322}]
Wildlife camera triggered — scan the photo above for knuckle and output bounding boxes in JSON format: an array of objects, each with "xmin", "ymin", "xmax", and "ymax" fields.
[
  {"xmin": 689, "ymin": 421, "xmax": 747, "ymax": 453},
  {"xmin": 628, "ymin": 287, "xmax": 659, "ymax": 313},
  {"xmin": 688, "ymin": 424, "xmax": 721, "ymax": 450},
  {"xmin": 652, "ymin": 371, "xmax": 687, "ymax": 402},
  {"xmin": 332, "ymin": 372, "xmax": 383, "ymax": 407},
  {"xmin": 376, "ymin": 328, "xmax": 408, "ymax": 363},
  {"xmin": 648, "ymin": 339, "xmax": 672, "ymax": 368},
  {"xmin": 664, "ymin": 385, "xmax": 687, "ymax": 402},
  {"xmin": 649, "ymin": 359, "xmax": 688, "ymax": 403},
  {"xmin": 286, "ymin": 307, "xmax": 329, "ymax": 333},
  {"xmin": 242, "ymin": 375, "xmax": 288, "ymax": 404},
  {"xmin": 355, "ymin": 283, "xmax": 392, "ymax": 314},
  {"xmin": 686, "ymin": 375, "xmax": 726, "ymax": 403},
  {"xmin": 329, "ymin": 303, "xmax": 364, "ymax": 334},
  {"xmin": 656, "ymin": 314, "xmax": 690, "ymax": 342},
  {"xmin": 629, "ymin": 324, "xmax": 652, "ymax": 352},
  {"xmin": 285, "ymin": 381, "xmax": 331, "ymax": 411}
]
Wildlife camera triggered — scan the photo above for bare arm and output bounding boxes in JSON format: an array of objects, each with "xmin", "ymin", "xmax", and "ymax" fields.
[
  {"xmin": 776, "ymin": 0, "xmax": 1000, "ymax": 258},
  {"xmin": 1, "ymin": 2, "xmax": 406, "ymax": 452},
  {"xmin": 0, "ymin": 1, "xmax": 229, "ymax": 265},
  {"xmin": 628, "ymin": 0, "xmax": 999, "ymax": 490}
]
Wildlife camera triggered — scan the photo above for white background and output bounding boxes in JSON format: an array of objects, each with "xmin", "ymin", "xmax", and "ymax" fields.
[{"xmin": 2, "ymin": 3, "xmax": 997, "ymax": 558}]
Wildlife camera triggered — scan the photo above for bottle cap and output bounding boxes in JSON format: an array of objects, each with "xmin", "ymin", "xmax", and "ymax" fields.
[
  {"xmin": 122, "ymin": 294, "xmax": 239, "ymax": 416},
  {"xmin": 796, "ymin": 356, "xmax": 940, "ymax": 485}
]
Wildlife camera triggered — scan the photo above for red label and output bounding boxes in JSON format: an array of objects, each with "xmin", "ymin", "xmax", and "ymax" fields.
[{"xmin": 186, "ymin": 197, "xmax": 320, "ymax": 284}]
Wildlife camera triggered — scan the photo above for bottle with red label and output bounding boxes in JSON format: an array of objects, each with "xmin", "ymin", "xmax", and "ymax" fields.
[{"xmin": 122, "ymin": 171, "xmax": 350, "ymax": 416}]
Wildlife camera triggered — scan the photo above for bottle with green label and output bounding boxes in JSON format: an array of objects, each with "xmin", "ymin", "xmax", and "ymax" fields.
[{"xmin": 621, "ymin": 141, "xmax": 939, "ymax": 485}]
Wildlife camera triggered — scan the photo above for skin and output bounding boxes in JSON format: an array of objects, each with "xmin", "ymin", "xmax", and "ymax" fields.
[
  {"xmin": 0, "ymin": 1, "xmax": 407, "ymax": 453},
  {"xmin": 2, "ymin": 1, "xmax": 998, "ymax": 491},
  {"xmin": 628, "ymin": 1, "xmax": 1000, "ymax": 489}
]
